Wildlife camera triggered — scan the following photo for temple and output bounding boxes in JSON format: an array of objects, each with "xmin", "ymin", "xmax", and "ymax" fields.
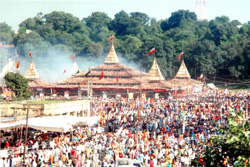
[
  {"xmin": 20, "ymin": 42, "xmax": 203, "ymax": 98},
  {"xmin": 133, "ymin": 57, "xmax": 171, "ymax": 98},
  {"xmin": 58, "ymin": 43, "xmax": 148, "ymax": 97},
  {"xmin": 23, "ymin": 61, "xmax": 56, "ymax": 96}
]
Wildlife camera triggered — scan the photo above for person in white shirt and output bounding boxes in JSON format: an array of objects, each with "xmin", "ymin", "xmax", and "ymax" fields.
[
  {"xmin": 49, "ymin": 139, "xmax": 55, "ymax": 149},
  {"xmin": 144, "ymin": 153, "xmax": 150, "ymax": 167}
]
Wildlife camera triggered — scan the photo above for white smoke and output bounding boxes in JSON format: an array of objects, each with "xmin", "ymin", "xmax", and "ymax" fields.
[{"xmin": 0, "ymin": 58, "xmax": 15, "ymax": 85}]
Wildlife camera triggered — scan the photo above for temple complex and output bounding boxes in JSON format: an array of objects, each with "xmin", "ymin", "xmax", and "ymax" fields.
[{"xmin": 19, "ymin": 43, "xmax": 203, "ymax": 98}]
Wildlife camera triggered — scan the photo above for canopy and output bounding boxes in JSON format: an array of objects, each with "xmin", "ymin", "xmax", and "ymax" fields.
[
  {"xmin": 207, "ymin": 83, "xmax": 217, "ymax": 89},
  {"xmin": 0, "ymin": 116, "xmax": 99, "ymax": 132}
]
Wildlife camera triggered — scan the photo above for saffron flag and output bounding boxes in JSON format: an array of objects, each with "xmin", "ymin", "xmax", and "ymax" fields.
[
  {"xmin": 63, "ymin": 69, "xmax": 66, "ymax": 74},
  {"xmin": 116, "ymin": 72, "xmax": 119, "ymax": 83},
  {"xmin": 71, "ymin": 54, "xmax": 76, "ymax": 60},
  {"xmin": 178, "ymin": 52, "xmax": 184, "ymax": 61},
  {"xmin": 29, "ymin": 51, "xmax": 32, "ymax": 58},
  {"xmin": 16, "ymin": 60, "xmax": 20, "ymax": 68},
  {"xmin": 109, "ymin": 35, "xmax": 113, "ymax": 42},
  {"xmin": 197, "ymin": 74, "xmax": 203, "ymax": 80},
  {"xmin": 99, "ymin": 70, "xmax": 104, "ymax": 80},
  {"xmin": 146, "ymin": 47, "xmax": 155, "ymax": 55}
]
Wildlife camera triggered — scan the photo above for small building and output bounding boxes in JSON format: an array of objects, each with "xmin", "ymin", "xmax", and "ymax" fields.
[
  {"xmin": 133, "ymin": 57, "xmax": 172, "ymax": 99},
  {"xmin": 167, "ymin": 60, "xmax": 203, "ymax": 95}
]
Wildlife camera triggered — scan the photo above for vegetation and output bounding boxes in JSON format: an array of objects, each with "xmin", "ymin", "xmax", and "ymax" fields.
[
  {"xmin": 4, "ymin": 72, "xmax": 32, "ymax": 100},
  {"xmin": 204, "ymin": 111, "xmax": 250, "ymax": 166},
  {"xmin": 1, "ymin": 10, "xmax": 250, "ymax": 80}
]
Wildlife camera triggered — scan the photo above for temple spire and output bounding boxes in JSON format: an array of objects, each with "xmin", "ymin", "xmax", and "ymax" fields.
[
  {"xmin": 175, "ymin": 59, "xmax": 191, "ymax": 79},
  {"xmin": 148, "ymin": 57, "xmax": 165, "ymax": 81},
  {"xmin": 104, "ymin": 42, "xmax": 119, "ymax": 64},
  {"xmin": 23, "ymin": 61, "xmax": 40, "ymax": 80}
]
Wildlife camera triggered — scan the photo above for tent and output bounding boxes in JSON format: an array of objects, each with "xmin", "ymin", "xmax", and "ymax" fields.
[
  {"xmin": 207, "ymin": 83, "xmax": 217, "ymax": 89},
  {"xmin": 0, "ymin": 116, "xmax": 99, "ymax": 132}
]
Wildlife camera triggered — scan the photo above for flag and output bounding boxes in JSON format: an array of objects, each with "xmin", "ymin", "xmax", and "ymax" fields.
[
  {"xmin": 71, "ymin": 54, "xmax": 76, "ymax": 60},
  {"xmin": 146, "ymin": 47, "xmax": 155, "ymax": 55},
  {"xmin": 99, "ymin": 70, "xmax": 104, "ymax": 80},
  {"xmin": 178, "ymin": 52, "xmax": 184, "ymax": 61},
  {"xmin": 63, "ymin": 69, "xmax": 66, "ymax": 74},
  {"xmin": 16, "ymin": 60, "xmax": 20, "ymax": 68},
  {"xmin": 29, "ymin": 51, "xmax": 32, "ymax": 58},
  {"xmin": 116, "ymin": 72, "xmax": 119, "ymax": 83},
  {"xmin": 197, "ymin": 74, "xmax": 203, "ymax": 80},
  {"xmin": 84, "ymin": 67, "xmax": 91, "ymax": 77},
  {"xmin": 109, "ymin": 35, "xmax": 113, "ymax": 42}
]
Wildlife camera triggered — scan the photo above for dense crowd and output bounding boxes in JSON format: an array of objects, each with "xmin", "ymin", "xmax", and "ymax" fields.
[{"xmin": 0, "ymin": 89, "xmax": 249, "ymax": 167}]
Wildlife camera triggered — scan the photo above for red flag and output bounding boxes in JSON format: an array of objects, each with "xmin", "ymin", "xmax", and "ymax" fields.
[
  {"xmin": 146, "ymin": 48, "xmax": 155, "ymax": 55},
  {"xmin": 71, "ymin": 54, "xmax": 76, "ymax": 60},
  {"xmin": 109, "ymin": 35, "xmax": 113, "ymax": 42},
  {"xmin": 99, "ymin": 70, "xmax": 104, "ymax": 80},
  {"xmin": 116, "ymin": 72, "xmax": 119, "ymax": 83},
  {"xmin": 63, "ymin": 69, "xmax": 66, "ymax": 73},
  {"xmin": 16, "ymin": 60, "xmax": 20, "ymax": 68},
  {"xmin": 178, "ymin": 52, "xmax": 184, "ymax": 61},
  {"xmin": 29, "ymin": 51, "xmax": 32, "ymax": 58},
  {"xmin": 197, "ymin": 74, "xmax": 203, "ymax": 80}
]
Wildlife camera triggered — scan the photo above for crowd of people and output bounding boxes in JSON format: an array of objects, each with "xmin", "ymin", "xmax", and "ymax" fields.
[{"xmin": 0, "ymin": 89, "xmax": 249, "ymax": 167}]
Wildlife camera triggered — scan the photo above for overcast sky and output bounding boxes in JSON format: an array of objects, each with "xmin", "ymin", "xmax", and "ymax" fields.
[{"xmin": 0, "ymin": 0, "xmax": 249, "ymax": 31}]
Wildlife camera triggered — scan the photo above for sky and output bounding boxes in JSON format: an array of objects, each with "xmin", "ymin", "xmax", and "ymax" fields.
[{"xmin": 0, "ymin": 0, "xmax": 249, "ymax": 31}]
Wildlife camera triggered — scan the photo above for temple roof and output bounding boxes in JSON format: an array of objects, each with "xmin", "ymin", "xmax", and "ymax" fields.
[
  {"xmin": 148, "ymin": 58, "xmax": 165, "ymax": 81},
  {"xmin": 175, "ymin": 60, "xmax": 191, "ymax": 79},
  {"xmin": 104, "ymin": 43, "xmax": 120, "ymax": 64},
  {"xmin": 133, "ymin": 80, "xmax": 171, "ymax": 91},
  {"xmin": 23, "ymin": 61, "xmax": 40, "ymax": 80},
  {"xmin": 28, "ymin": 79, "xmax": 57, "ymax": 88},
  {"xmin": 164, "ymin": 60, "xmax": 202, "ymax": 89}
]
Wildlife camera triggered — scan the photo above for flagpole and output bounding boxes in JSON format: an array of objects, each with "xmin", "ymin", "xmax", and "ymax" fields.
[
  {"xmin": 117, "ymin": 78, "xmax": 118, "ymax": 95},
  {"xmin": 87, "ymin": 79, "xmax": 89, "ymax": 99},
  {"xmin": 116, "ymin": 72, "xmax": 119, "ymax": 95}
]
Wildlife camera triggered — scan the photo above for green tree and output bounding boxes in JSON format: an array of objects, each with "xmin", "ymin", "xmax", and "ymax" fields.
[
  {"xmin": 44, "ymin": 11, "xmax": 80, "ymax": 33},
  {"xmin": 4, "ymin": 72, "xmax": 32, "ymax": 100},
  {"xmin": 83, "ymin": 12, "xmax": 111, "ymax": 29},
  {"xmin": 168, "ymin": 10, "xmax": 197, "ymax": 29},
  {"xmin": 122, "ymin": 35, "xmax": 143, "ymax": 60},
  {"xmin": 86, "ymin": 42, "xmax": 103, "ymax": 57},
  {"xmin": 109, "ymin": 10, "xmax": 130, "ymax": 36},
  {"xmin": 0, "ymin": 22, "xmax": 16, "ymax": 44},
  {"xmin": 204, "ymin": 111, "xmax": 250, "ymax": 166}
]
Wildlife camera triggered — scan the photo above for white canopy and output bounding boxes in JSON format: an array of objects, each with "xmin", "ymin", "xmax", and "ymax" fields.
[
  {"xmin": 207, "ymin": 83, "xmax": 217, "ymax": 89},
  {"xmin": 0, "ymin": 116, "xmax": 99, "ymax": 132}
]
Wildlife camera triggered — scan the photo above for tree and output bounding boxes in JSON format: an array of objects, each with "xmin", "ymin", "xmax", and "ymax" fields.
[
  {"xmin": 44, "ymin": 11, "xmax": 80, "ymax": 33},
  {"xmin": 122, "ymin": 35, "xmax": 143, "ymax": 60},
  {"xmin": 86, "ymin": 42, "xmax": 103, "ymax": 57},
  {"xmin": 130, "ymin": 12, "xmax": 150, "ymax": 25},
  {"xmin": 83, "ymin": 12, "xmax": 111, "ymax": 29},
  {"xmin": 168, "ymin": 10, "xmax": 197, "ymax": 29},
  {"xmin": 0, "ymin": 22, "xmax": 16, "ymax": 44},
  {"xmin": 4, "ymin": 72, "xmax": 32, "ymax": 100},
  {"xmin": 109, "ymin": 10, "xmax": 130, "ymax": 36},
  {"xmin": 204, "ymin": 111, "xmax": 250, "ymax": 166}
]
